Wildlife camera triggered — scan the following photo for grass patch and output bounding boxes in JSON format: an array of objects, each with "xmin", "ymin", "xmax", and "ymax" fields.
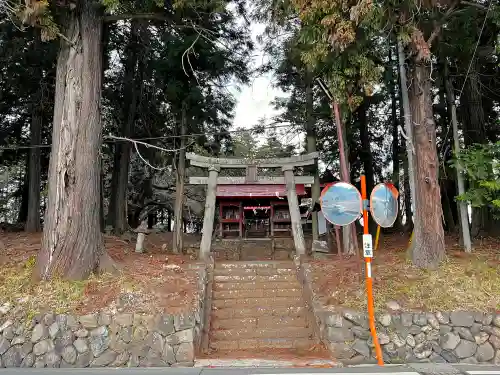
[
  {"xmin": 310, "ymin": 236, "xmax": 500, "ymax": 312},
  {"xmin": 0, "ymin": 255, "xmax": 130, "ymax": 316},
  {"xmin": 374, "ymin": 254, "xmax": 500, "ymax": 311},
  {"xmin": 0, "ymin": 256, "xmax": 86, "ymax": 314},
  {"xmin": 0, "ymin": 232, "xmax": 198, "ymax": 317}
]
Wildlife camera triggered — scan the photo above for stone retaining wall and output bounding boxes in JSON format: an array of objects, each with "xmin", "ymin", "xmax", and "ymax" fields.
[
  {"xmin": 297, "ymin": 260, "xmax": 500, "ymax": 365},
  {"xmin": 0, "ymin": 264, "xmax": 209, "ymax": 368}
]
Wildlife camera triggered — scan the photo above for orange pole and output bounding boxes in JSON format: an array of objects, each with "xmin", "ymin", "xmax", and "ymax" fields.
[{"xmin": 361, "ymin": 175, "xmax": 384, "ymax": 366}]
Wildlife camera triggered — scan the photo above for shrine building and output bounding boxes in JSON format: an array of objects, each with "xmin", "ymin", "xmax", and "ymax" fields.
[{"xmin": 187, "ymin": 152, "xmax": 327, "ymax": 259}]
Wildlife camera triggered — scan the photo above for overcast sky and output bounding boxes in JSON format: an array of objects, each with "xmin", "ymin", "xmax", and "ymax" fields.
[{"xmin": 229, "ymin": 22, "xmax": 286, "ymax": 131}]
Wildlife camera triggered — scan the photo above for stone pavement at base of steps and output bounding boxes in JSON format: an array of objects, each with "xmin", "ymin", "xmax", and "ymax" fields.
[{"xmin": 0, "ymin": 363, "xmax": 499, "ymax": 375}]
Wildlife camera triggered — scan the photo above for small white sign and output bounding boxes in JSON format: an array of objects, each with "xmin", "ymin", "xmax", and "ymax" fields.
[
  {"xmin": 318, "ymin": 211, "xmax": 327, "ymax": 235},
  {"xmin": 300, "ymin": 197, "xmax": 313, "ymax": 206},
  {"xmin": 363, "ymin": 234, "xmax": 373, "ymax": 258}
]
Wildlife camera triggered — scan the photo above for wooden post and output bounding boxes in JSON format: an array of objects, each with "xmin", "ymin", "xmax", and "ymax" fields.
[
  {"xmin": 238, "ymin": 202, "xmax": 243, "ymax": 238},
  {"xmin": 283, "ymin": 166, "xmax": 306, "ymax": 255},
  {"xmin": 219, "ymin": 203, "xmax": 223, "ymax": 238},
  {"xmin": 270, "ymin": 203, "xmax": 275, "ymax": 237},
  {"xmin": 199, "ymin": 166, "xmax": 220, "ymax": 260}
]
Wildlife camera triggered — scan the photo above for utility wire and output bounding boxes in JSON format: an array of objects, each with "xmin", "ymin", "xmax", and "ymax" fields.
[
  {"xmin": 0, "ymin": 122, "xmax": 301, "ymax": 151},
  {"xmin": 107, "ymin": 135, "xmax": 194, "ymax": 153},
  {"xmin": 106, "ymin": 134, "xmax": 196, "ymax": 171}
]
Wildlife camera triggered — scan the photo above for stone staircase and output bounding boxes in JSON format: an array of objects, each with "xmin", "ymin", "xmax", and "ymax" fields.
[{"xmin": 208, "ymin": 261, "xmax": 318, "ymax": 353}]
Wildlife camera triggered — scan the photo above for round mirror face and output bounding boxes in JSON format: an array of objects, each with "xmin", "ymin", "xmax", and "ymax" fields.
[
  {"xmin": 320, "ymin": 182, "xmax": 362, "ymax": 226},
  {"xmin": 370, "ymin": 183, "xmax": 399, "ymax": 228}
]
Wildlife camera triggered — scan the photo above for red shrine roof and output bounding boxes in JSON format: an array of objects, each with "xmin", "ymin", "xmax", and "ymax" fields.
[{"xmin": 216, "ymin": 184, "xmax": 307, "ymax": 198}]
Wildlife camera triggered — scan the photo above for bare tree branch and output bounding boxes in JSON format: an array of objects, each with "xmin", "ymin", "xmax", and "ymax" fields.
[
  {"xmin": 460, "ymin": 1, "xmax": 488, "ymax": 10},
  {"xmin": 427, "ymin": 0, "xmax": 461, "ymax": 47},
  {"xmin": 152, "ymin": 184, "xmax": 175, "ymax": 191},
  {"xmin": 103, "ymin": 13, "xmax": 170, "ymax": 22}
]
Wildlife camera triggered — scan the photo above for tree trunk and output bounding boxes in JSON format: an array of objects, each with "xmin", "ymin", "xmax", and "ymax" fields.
[
  {"xmin": 17, "ymin": 161, "xmax": 29, "ymax": 224},
  {"xmin": 173, "ymin": 104, "xmax": 187, "ymax": 254},
  {"xmin": 167, "ymin": 210, "xmax": 172, "ymax": 231},
  {"xmin": 333, "ymin": 102, "xmax": 357, "ymax": 254},
  {"xmin": 110, "ymin": 20, "xmax": 142, "ymax": 234},
  {"xmin": 107, "ymin": 148, "xmax": 118, "ymax": 227},
  {"xmin": 305, "ymin": 77, "xmax": 320, "ymax": 241},
  {"xmin": 389, "ymin": 44, "xmax": 402, "ymax": 229},
  {"xmin": 26, "ymin": 30, "xmax": 43, "ymax": 232},
  {"xmin": 397, "ymin": 41, "xmax": 416, "ymax": 233},
  {"xmin": 36, "ymin": 1, "xmax": 105, "ymax": 280},
  {"xmin": 148, "ymin": 213, "xmax": 155, "ymax": 229},
  {"xmin": 460, "ymin": 66, "xmax": 489, "ymax": 236},
  {"xmin": 358, "ymin": 100, "xmax": 374, "ymax": 194},
  {"xmin": 100, "ymin": 161, "xmax": 105, "ymax": 233},
  {"xmin": 100, "ymin": 21, "xmax": 109, "ymax": 234},
  {"xmin": 443, "ymin": 63, "xmax": 472, "ymax": 250},
  {"xmin": 357, "ymin": 98, "xmax": 376, "ymax": 234},
  {"xmin": 461, "ymin": 68, "xmax": 485, "ymax": 146},
  {"xmin": 402, "ymin": 152, "xmax": 413, "ymax": 230},
  {"xmin": 440, "ymin": 182, "xmax": 456, "ymax": 232},
  {"xmin": 407, "ymin": 58, "xmax": 445, "ymax": 268}
]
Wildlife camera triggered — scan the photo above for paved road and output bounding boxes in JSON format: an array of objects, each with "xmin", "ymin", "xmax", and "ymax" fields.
[{"xmin": 0, "ymin": 364, "xmax": 498, "ymax": 375}]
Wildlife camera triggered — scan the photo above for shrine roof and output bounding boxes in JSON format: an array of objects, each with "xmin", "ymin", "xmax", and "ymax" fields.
[{"xmin": 216, "ymin": 184, "xmax": 306, "ymax": 198}]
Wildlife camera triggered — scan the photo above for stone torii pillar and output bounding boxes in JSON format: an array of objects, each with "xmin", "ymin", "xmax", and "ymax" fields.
[
  {"xmin": 187, "ymin": 152, "xmax": 318, "ymax": 259},
  {"xmin": 283, "ymin": 166, "xmax": 306, "ymax": 255},
  {"xmin": 199, "ymin": 166, "xmax": 220, "ymax": 260}
]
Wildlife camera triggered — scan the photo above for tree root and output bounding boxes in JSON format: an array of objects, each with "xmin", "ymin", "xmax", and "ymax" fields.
[{"xmin": 98, "ymin": 251, "xmax": 121, "ymax": 275}]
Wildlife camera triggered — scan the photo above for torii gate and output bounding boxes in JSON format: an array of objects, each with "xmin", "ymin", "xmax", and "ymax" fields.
[{"xmin": 186, "ymin": 152, "xmax": 319, "ymax": 260}]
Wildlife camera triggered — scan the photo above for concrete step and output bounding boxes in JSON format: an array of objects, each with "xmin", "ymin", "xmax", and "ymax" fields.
[
  {"xmin": 212, "ymin": 296, "xmax": 303, "ymax": 309},
  {"xmin": 243, "ymin": 256, "xmax": 273, "ymax": 261},
  {"xmin": 214, "ymin": 274, "xmax": 297, "ymax": 283},
  {"xmin": 214, "ymin": 281, "xmax": 299, "ymax": 291},
  {"xmin": 213, "ymin": 267, "xmax": 295, "ymax": 277},
  {"xmin": 210, "ymin": 327, "xmax": 313, "ymax": 341},
  {"xmin": 217, "ymin": 261, "xmax": 294, "ymax": 269},
  {"xmin": 211, "ymin": 315, "xmax": 308, "ymax": 330},
  {"xmin": 209, "ymin": 338, "xmax": 317, "ymax": 351},
  {"xmin": 212, "ymin": 305, "xmax": 308, "ymax": 319},
  {"xmin": 213, "ymin": 288, "xmax": 302, "ymax": 300}
]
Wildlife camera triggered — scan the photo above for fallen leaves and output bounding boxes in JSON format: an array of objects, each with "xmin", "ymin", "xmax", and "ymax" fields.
[
  {"xmin": 0, "ymin": 231, "xmax": 199, "ymax": 316},
  {"xmin": 310, "ymin": 234, "xmax": 500, "ymax": 312}
]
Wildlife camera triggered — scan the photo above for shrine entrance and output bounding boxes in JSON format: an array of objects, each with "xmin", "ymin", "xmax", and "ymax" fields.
[
  {"xmin": 186, "ymin": 152, "xmax": 318, "ymax": 259},
  {"xmin": 243, "ymin": 204, "xmax": 271, "ymax": 238},
  {"xmin": 219, "ymin": 198, "xmax": 306, "ymax": 239}
]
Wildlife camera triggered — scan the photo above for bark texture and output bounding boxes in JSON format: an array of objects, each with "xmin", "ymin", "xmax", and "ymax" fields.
[
  {"xmin": 37, "ymin": 1, "xmax": 105, "ymax": 280},
  {"xmin": 17, "ymin": 159, "xmax": 29, "ymax": 224},
  {"xmin": 333, "ymin": 102, "xmax": 358, "ymax": 254},
  {"xmin": 109, "ymin": 20, "xmax": 143, "ymax": 234},
  {"xmin": 26, "ymin": 30, "xmax": 43, "ymax": 232},
  {"xmin": 398, "ymin": 41, "xmax": 416, "ymax": 233},
  {"xmin": 460, "ymin": 65, "xmax": 491, "ymax": 236},
  {"xmin": 357, "ymin": 98, "xmax": 376, "ymax": 235},
  {"xmin": 402, "ymin": 152, "xmax": 413, "ymax": 230},
  {"xmin": 305, "ymin": 78, "xmax": 320, "ymax": 240},
  {"xmin": 358, "ymin": 100, "xmax": 374, "ymax": 194},
  {"xmin": 407, "ymin": 60, "xmax": 445, "ymax": 268},
  {"xmin": 173, "ymin": 104, "xmax": 187, "ymax": 254},
  {"xmin": 389, "ymin": 44, "xmax": 402, "ymax": 229}
]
